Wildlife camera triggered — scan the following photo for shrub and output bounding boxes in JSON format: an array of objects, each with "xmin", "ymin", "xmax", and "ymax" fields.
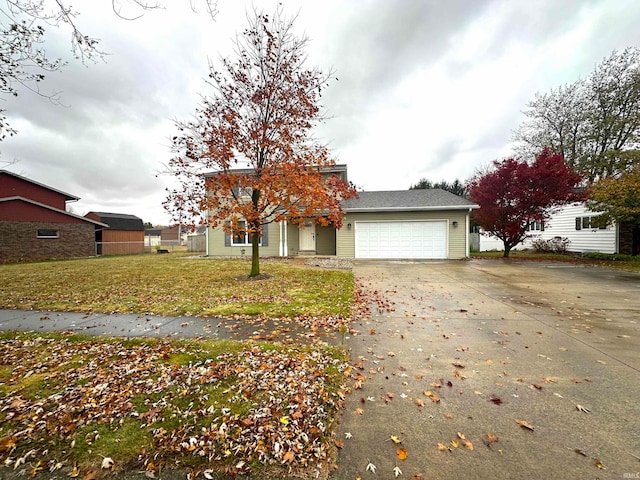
[
  {"xmin": 531, "ymin": 236, "xmax": 571, "ymax": 254},
  {"xmin": 582, "ymin": 252, "xmax": 640, "ymax": 262}
]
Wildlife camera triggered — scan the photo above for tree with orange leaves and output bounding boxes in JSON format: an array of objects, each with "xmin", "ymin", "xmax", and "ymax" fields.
[{"xmin": 165, "ymin": 9, "xmax": 357, "ymax": 277}]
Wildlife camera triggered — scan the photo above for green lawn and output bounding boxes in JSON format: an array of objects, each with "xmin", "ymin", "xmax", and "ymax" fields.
[{"xmin": 0, "ymin": 253, "xmax": 354, "ymax": 318}]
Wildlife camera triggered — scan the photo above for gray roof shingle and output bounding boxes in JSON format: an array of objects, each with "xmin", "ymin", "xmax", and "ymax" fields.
[{"xmin": 343, "ymin": 189, "xmax": 478, "ymax": 211}]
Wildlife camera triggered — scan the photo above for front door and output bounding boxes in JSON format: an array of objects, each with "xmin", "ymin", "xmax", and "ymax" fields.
[{"xmin": 299, "ymin": 221, "xmax": 316, "ymax": 252}]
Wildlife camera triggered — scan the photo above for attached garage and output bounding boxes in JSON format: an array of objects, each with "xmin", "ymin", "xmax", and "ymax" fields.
[
  {"xmin": 355, "ymin": 220, "xmax": 447, "ymax": 259},
  {"xmin": 337, "ymin": 190, "xmax": 479, "ymax": 260}
]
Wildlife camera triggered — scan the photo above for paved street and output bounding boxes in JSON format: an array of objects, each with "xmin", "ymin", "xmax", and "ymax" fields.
[{"xmin": 333, "ymin": 260, "xmax": 640, "ymax": 480}]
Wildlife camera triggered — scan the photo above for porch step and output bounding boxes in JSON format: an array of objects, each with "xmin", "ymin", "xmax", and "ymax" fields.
[{"xmin": 297, "ymin": 250, "xmax": 317, "ymax": 256}]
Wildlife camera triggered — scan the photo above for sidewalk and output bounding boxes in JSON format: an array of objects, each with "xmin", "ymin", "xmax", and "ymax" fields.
[{"xmin": 0, "ymin": 309, "xmax": 342, "ymax": 345}]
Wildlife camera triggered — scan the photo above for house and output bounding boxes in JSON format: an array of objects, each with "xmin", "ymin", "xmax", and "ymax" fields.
[
  {"xmin": 204, "ymin": 166, "xmax": 478, "ymax": 259},
  {"xmin": 0, "ymin": 170, "xmax": 107, "ymax": 262},
  {"xmin": 84, "ymin": 212, "xmax": 144, "ymax": 255},
  {"xmin": 479, "ymin": 202, "xmax": 639, "ymax": 255}
]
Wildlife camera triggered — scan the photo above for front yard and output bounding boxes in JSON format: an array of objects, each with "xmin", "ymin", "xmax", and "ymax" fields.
[
  {"xmin": 0, "ymin": 253, "xmax": 354, "ymax": 318},
  {"xmin": 0, "ymin": 254, "xmax": 356, "ymax": 479}
]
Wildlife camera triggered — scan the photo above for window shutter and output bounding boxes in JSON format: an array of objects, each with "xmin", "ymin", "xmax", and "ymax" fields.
[
  {"xmin": 224, "ymin": 221, "xmax": 231, "ymax": 246},
  {"xmin": 575, "ymin": 217, "xmax": 581, "ymax": 231},
  {"xmin": 262, "ymin": 223, "xmax": 269, "ymax": 247},
  {"xmin": 541, "ymin": 221, "xmax": 545, "ymax": 232}
]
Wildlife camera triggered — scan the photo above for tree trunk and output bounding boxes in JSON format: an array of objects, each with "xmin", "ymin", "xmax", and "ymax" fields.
[
  {"xmin": 250, "ymin": 233, "xmax": 260, "ymax": 277},
  {"xmin": 503, "ymin": 243, "xmax": 511, "ymax": 258}
]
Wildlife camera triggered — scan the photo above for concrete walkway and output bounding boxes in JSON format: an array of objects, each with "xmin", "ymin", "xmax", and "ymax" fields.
[{"xmin": 0, "ymin": 309, "xmax": 343, "ymax": 344}]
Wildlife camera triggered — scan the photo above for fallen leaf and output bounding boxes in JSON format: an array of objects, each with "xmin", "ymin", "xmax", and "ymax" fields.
[
  {"xmin": 437, "ymin": 442, "xmax": 448, "ymax": 451},
  {"xmin": 593, "ymin": 459, "xmax": 604, "ymax": 469},
  {"xmin": 334, "ymin": 439, "xmax": 345, "ymax": 449},
  {"xmin": 283, "ymin": 451, "xmax": 295, "ymax": 463},
  {"xmin": 484, "ymin": 433, "xmax": 499, "ymax": 445},
  {"xmin": 82, "ymin": 470, "xmax": 97, "ymax": 480},
  {"xmin": 576, "ymin": 404, "xmax": 591, "ymax": 414},
  {"xmin": 388, "ymin": 351, "xmax": 396, "ymax": 357},
  {"xmin": 452, "ymin": 361, "xmax": 465, "ymax": 368},
  {"xmin": 516, "ymin": 419, "xmax": 535, "ymax": 431},
  {"xmin": 397, "ymin": 448, "xmax": 407, "ymax": 460},
  {"xmin": 366, "ymin": 461, "xmax": 377, "ymax": 473},
  {"xmin": 390, "ymin": 435, "xmax": 402, "ymax": 444},
  {"xmin": 424, "ymin": 390, "xmax": 440, "ymax": 403},
  {"xmin": 101, "ymin": 457, "xmax": 114, "ymax": 469},
  {"xmin": 393, "ymin": 465, "xmax": 403, "ymax": 477},
  {"xmin": 414, "ymin": 398, "xmax": 425, "ymax": 407},
  {"xmin": 354, "ymin": 408, "xmax": 364, "ymax": 416}
]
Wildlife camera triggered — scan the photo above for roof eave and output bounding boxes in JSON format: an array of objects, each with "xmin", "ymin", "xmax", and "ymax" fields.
[{"xmin": 345, "ymin": 205, "xmax": 479, "ymax": 212}]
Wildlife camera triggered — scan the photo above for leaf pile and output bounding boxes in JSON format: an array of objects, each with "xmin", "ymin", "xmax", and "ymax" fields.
[{"xmin": 0, "ymin": 332, "xmax": 348, "ymax": 478}]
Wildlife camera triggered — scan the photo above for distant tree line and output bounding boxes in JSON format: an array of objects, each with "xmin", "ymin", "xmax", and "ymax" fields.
[{"xmin": 409, "ymin": 178, "xmax": 467, "ymax": 197}]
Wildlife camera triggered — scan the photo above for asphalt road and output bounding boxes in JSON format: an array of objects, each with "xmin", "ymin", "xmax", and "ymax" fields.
[{"xmin": 332, "ymin": 259, "xmax": 640, "ymax": 480}]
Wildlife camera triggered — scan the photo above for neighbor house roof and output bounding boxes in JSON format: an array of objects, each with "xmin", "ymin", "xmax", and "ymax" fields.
[
  {"xmin": 86, "ymin": 212, "xmax": 144, "ymax": 231},
  {"xmin": 0, "ymin": 197, "xmax": 108, "ymax": 226},
  {"xmin": 0, "ymin": 170, "xmax": 79, "ymax": 202},
  {"xmin": 343, "ymin": 189, "xmax": 479, "ymax": 212}
]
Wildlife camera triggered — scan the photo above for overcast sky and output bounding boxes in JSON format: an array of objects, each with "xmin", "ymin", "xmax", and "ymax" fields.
[{"xmin": 2, "ymin": 0, "xmax": 640, "ymax": 225}]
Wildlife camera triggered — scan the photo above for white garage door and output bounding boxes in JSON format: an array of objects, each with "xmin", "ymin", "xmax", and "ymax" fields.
[{"xmin": 355, "ymin": 221, "xmax": 448, "ymax": 259}]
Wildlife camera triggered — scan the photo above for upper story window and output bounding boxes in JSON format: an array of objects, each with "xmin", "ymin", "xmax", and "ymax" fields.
[{"xmin": 37, "ymin": 229, "xmax": 59, "ymax": 238}]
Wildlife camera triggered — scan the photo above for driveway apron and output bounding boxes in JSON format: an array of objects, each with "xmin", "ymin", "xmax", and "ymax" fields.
[{"xmin": 332, "ymin": 260, "xmax": 640, "ymax": 480}]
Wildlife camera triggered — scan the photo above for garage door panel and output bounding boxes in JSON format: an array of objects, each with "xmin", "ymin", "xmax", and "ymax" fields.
[{"xmin": 355, "ymin": 221, "xmax": 447, "ymax": 259}]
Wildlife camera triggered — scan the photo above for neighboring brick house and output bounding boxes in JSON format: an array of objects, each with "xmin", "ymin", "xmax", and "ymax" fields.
[
  {"xmin": 84, "ymin": 212, "xmax": 145, "ymax": 255},
  {"xmin": 0, "ymin": 170, "xmax": 107, "ymax": 262}
]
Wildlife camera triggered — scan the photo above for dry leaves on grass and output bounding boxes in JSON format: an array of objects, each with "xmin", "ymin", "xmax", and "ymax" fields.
[{"xmin": 0, "ymin": 333, "xmax": 348, "ymax": 477}]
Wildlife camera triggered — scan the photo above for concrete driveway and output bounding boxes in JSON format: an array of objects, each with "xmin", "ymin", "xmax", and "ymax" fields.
[{"xmin": 332, "ymin": 259, "xmax": 640, "ymax": 480}]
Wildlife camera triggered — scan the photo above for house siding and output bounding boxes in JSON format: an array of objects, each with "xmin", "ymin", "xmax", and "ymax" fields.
[
  {"xmin": 530, "ymin": 204, "xmax": 617, "ymax": 253},
  {"xmin": 337, "ymin": 210, "xmax": 470, "ymax": 259},
  {"xmin": 0, "ymin": 174, "xmax": 70, "ymax": 210},
  {"xmin": 286, "ymin": 223, "xmax": 300, "ymax": 255},
  {"xmin": 315, "ymin": 224, "xmax": 336, "ymax": 255},
  {"xmin": 0, "ymin": 221, "xmax": 95, "ymax": 262},
  {"xmin": 0, "ymin": 199, "xmax": 86, "ymax": 223},
  {"xmin": 479, "ymin": 203, "xmax": 619, "ymax": 253}
]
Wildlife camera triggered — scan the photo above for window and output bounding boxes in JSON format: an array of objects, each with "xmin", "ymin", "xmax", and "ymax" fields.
[
  {"xmin": 231, "ymin": 221, "xmax": 262, "ymax": 246},
  {"xmin": 575, "ymin": 216, "xmax": 608, "ymax": 230},
  {"xmin": 527, "ymin": 220, "xmax": 544, "ymax": 231},
  {"xmin": 37, "ymin": 229, "xmax": 59, "ymax": 238}
]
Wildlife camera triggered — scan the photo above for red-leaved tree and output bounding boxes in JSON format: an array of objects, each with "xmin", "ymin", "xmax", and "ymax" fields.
[
  {"xmin": 468, "ymin": 149, "xmax": 584, "ymax": 257},
  {"xmin": 164, "ymin": 9, "xmax": 357, "ymax": 276}
]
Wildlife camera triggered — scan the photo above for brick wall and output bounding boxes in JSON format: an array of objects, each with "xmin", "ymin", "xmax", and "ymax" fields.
[{"xmin": 0, "ymin": 221, "xmax": 96, "ymax": 263}]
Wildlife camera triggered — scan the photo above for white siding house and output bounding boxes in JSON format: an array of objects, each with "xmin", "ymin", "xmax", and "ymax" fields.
[{"xmin": 480, "ymin": 203, "xmax": 618, "ymax": 254}]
